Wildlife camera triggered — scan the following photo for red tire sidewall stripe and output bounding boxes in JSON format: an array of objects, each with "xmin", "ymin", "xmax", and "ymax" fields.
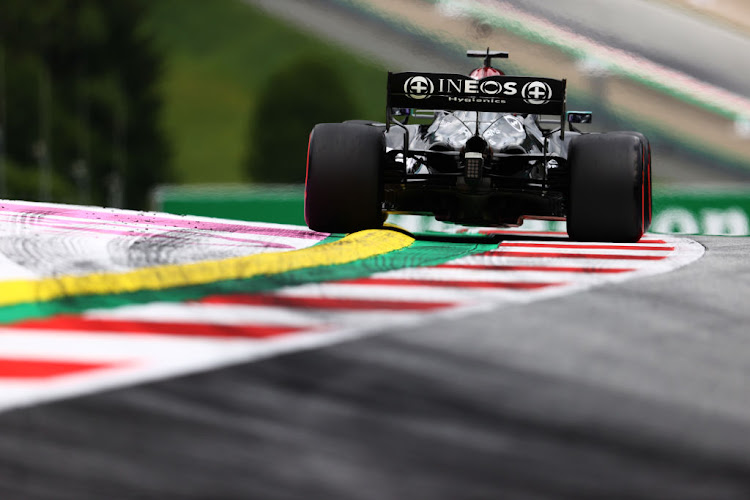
[
  {"xmin": 647, "ymin": 144, "xmax": 653, "ymax": 226},
  {"xmin": 304, "ymin": 131, "xmax": 313, "ymax": 225},
  {"xmin": 640, "ymin": 142, "xmax": 645, "ymax": 237}
]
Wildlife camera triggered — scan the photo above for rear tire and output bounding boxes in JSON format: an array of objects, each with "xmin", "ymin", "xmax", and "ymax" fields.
[
  {"xmin": 305, "ymin": 123, "xmax": 385, "ymax": 233},
  {"xmin": 567, "ymin": 132, "xmax": 651, "ymax": 242}
]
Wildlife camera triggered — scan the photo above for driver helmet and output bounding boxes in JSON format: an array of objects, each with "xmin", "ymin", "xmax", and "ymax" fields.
[{"xmin": 469, "ymin": 66, "xmax": 504, "ymax": 79}]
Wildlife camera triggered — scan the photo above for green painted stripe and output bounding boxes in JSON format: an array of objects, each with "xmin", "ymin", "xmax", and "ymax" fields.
[{"xmin": 0, "ymin": 235, "xmax": 497, "ymax": 324}]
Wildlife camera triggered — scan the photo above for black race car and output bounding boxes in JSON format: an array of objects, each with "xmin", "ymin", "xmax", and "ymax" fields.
[{"xmin": 304, "ymin": 50, "xmax": 652, "ymax": 242}]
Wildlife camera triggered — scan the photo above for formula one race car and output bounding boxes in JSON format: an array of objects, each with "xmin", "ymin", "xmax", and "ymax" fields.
[{"xmin": 305, "ymin": 49, "xmax": 652, "ymax": 242}]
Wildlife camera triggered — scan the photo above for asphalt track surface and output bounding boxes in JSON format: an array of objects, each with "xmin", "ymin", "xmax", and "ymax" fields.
[{"xmin": 1, "ymin": 233, "xmax": 750, "ymax": 499}]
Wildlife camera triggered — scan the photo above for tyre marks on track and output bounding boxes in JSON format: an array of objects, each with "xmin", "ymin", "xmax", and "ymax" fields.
[
  {"xmin": 0, "ymin": 200, "xmax": 328, "ymax": 280},
  {"xmin": 0, "ymin": 211, "xmax": 704, "ymax": 412}
]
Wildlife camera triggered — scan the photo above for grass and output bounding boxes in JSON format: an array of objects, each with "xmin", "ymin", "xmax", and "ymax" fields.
[{"xmin": 144, "ymin": 0, "xmax": 387, "ymax": 184}]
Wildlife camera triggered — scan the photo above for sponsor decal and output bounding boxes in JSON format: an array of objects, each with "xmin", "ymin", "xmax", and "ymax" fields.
[
  {"xmin": 401, "ymin": 75, "xmax": 557, "ymax": 107},
  {"xmin": 447, "ymin": 96, "xmax": 507, "ymax": 104},
  {"xmin": 404, "ymin": 76, "xmax": 434, "ymax": 100},
  {"xmin": 652, "ymin": 207, "xmax": 749, "ymax": 235},
  {"xmin": 522, "ymin": 81, "xmax": 553, "ymax": 105},
  {"xmin": 436, "ymin": 78, "xmax": 518, "ymax": 96},
  {"xmin": 403, "ymin": 75, "xmax": 528, "ymax": 100},
  {"xmin": 504, "ymin": 114, "xmax": 525, "ymax": 133}
]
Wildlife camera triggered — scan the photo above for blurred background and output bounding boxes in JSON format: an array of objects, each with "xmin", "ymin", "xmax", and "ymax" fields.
[{"xmin": 1, "ymin": 0, "xmax": 750, "ymax": 234}]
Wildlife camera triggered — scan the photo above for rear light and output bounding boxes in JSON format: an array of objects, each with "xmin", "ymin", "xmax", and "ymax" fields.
[{"xmin": 465, "ymin": 152, "xmax": 484, "ymax": 180}]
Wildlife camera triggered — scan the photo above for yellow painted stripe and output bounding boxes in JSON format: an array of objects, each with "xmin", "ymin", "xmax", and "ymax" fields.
[{"xmin": 0, "ymin": 229, "xmax": 414, "ymax": 307}]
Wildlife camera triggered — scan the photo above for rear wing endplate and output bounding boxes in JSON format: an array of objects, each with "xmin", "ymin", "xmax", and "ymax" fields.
[{"xmin": 387, "ymin": 71, "xmax": 566, "ymax": 121}]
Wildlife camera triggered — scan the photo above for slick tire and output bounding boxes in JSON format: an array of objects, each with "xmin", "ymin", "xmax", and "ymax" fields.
[
  {"xmin": 567, "ymin": 132, "xmax": 651, "ymax": 242},
  {"xmin": 305, "ymin": 123, "xmax": 385, "ymax": 233}
]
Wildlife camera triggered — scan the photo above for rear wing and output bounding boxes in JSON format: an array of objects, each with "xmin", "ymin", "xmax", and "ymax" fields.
[{"xmin": 387, "ymin": 71, "xmax": 566, "ymax": 124}]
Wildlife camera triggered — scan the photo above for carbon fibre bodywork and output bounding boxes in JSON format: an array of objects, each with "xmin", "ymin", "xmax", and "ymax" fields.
[{"xmin": 382, "ymin": 110, "xmax": 578, "ymax": 227}]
